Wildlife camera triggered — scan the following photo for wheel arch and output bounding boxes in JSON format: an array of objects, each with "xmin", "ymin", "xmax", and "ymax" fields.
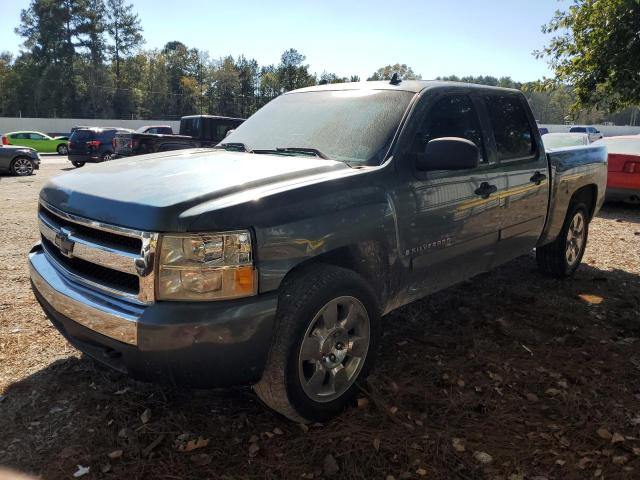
[{"xmin": 278, "ymin": 241, "xmax": 391, "ymax": 309}]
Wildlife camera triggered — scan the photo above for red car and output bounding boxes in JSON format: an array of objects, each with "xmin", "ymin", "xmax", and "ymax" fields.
[{"xmin": 596, "ymin": 136, "xmax": 640, "ymax": 203}]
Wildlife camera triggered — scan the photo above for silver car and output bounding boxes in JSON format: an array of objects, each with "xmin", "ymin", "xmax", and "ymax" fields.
[{"xmin": 0, "ymin": 145, "xmax": 40, "ymax": 176}]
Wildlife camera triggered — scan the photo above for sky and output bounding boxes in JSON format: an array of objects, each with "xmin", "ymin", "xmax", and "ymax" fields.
[{"xmin": 0, "ymin": 0, "xmax": 566, "ymax": 82}]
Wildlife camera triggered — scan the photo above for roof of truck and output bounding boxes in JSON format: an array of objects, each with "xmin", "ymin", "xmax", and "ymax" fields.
[{"xmin": 290, "ymin": 80, "xmax": 521, "ymax": 95}]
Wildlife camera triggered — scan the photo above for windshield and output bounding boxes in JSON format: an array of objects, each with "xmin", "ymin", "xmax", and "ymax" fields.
[
  {"xmin": 69, "ymin": 129, "xmax": 96, "ymax": 142},
  {"xmin": 595, "ymin": 137, "xmax": 640, "ymax": 156},
  {"xmin": 543, "ymin": 134, "xmax": 589, "ymax": 149},
  {"xmin": 223, "ymin": 89, "xmax": 415, "ymax": 165}
]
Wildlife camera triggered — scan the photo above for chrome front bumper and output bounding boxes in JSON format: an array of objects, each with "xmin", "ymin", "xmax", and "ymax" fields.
[{"xmin": 29, "ymin": 246, "xmax": 142, "ymax": 345}]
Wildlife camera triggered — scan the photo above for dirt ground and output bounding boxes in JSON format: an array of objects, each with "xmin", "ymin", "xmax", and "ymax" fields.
[{"xmin": 1, "ymin": 160, "xmax": 639, "ymax": 480}]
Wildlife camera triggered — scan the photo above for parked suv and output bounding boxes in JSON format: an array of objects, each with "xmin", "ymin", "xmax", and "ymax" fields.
[
  {"xmin": 569, "ymin": 126, "xmax": 603, "ymax": 142},
  {"xmin": 68, "ymin": 127, "xmax": 132, "ymax": 167}
]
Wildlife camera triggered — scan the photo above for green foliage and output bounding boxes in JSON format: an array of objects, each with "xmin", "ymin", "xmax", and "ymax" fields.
[
  {"xmin": 367, "ymin": 64, "xmax": 421, "ymax": 81},
  {"xmin": 538, "ymin": 0, "xmax": 640, "ymax": 111}
]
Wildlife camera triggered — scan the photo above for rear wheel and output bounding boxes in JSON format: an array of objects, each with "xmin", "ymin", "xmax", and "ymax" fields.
[
  {"xmin": 56, "ymin": 144, "xmax": 68, "ymax": 155},
  {"xmin": 10, "ymin": 157, "xmax": 34, "ymax": 176},
  {"xmin": 536, "ymin": 202, "xmax": 589, "ymax": 277},
  {"xmin": 71, "ymin": 161, "xmax": 85, "ymax": 168},
  {"xmin": 254, "ymin": 265, "xmax": 380, "ymax": 422}
]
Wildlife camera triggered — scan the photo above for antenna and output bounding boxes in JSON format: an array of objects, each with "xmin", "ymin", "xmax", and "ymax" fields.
[{"xmin": 389, "ymin": 72, "xmax": 402, "ymax": 85}]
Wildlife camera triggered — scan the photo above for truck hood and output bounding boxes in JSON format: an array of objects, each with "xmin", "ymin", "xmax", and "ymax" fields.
[{"xmin": 40, "ymin": 149, "xmax": 351, "ymax": 231}]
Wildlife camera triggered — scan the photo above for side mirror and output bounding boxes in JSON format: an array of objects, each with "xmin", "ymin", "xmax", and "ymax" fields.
[{"xmin": 415, "ymin": 137, "xmax": 480, "ymax": 171}]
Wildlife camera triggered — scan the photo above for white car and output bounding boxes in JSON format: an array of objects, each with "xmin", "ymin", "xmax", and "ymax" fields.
[{"xmin": 569, "ymin": 126, "xmax": 603, "ymax": 142}]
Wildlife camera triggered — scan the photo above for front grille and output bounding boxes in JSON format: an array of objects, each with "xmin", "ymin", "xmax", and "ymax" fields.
[
  {"xmin": 38, "ymin": 201, "xmax": 157, "ymax": 303},
  {"xmin": 42, "ymin": 238, "xmax": 139, "ymax": 294},
  {"xmin": 39, "ymin": 207, "xmax": 141, "ymax": 253}
]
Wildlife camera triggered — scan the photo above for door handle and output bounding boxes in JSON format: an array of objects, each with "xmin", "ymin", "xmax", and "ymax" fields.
[
  {"xmin": 530, "ymin": 171, "xmax": 547, "ymax": 185},
  {"xmin": 474, "ymin": 182, "xmax": 497, "ymax": 199}
]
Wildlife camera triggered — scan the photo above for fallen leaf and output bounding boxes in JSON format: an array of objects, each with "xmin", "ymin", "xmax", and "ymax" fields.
[
  {"xmin": 73, "ymin": 465, "xmax": 90, "ymax": 478},
  {"xmin": 526, "ymin": 393, "xmax": 539, "ymax": 402},
  {"xmin": 633, "ymin": 447, "xmax": 640, "ymax": 456},
  {"xmin": 323, "ymin": 454, "xmax": 339, "ymax": 475},
  {"xmin": 273, "ymin": 427, "xmax": 284, "ymax": 435},
  {"xmin": 191, "ymin": 453, "xmax": 212, "ymax": 466},
  {"xmin": 389, "ymin": 406, "xmax": 398, "ymax": 415},
  {"xmin": 248, "ymin": 443, "xmax": 260, "ymax": 457},
  {"xmin": 101, "ymin": 463, "xmax": 111, "ymax": 474},
  {"xmin": 114, "ymin": 388, "xmax": 130, "ymax": 395},
  {"xmin": 263, "ymin": 431, "xmax": 274, "ymax": 439},
  {"xmin": 611, "ymin": 432, "xmax": 625, "ymax": 444},
  {"xmin": 578, "ymin": 294, "xmax": 604, "ymax": 305},
  {"xmin": 555, "ymin": 459, "xmax": 566, "ymax": 466},
  {"xmin": 594, "ymin": 469, "xmax": 602, "ymax": 477},
  {"xmin": 177, "ymin": 436, "xmax": 210, "ymax": 452},
  {"xmin": 457, "ymin": 379, "xmax": 465, "ymax": 387},
  {"xmin": 140, "ymin": 408, "xmax": 151, "ymax": 424},
  {"xmin": 373, "ymin": 438, "xmax": 380, "ymax": 451},
  {"xmin": 357, "ymin": 397, "xmax": 369, "ymax": 409},
  {"xmin": 597, "ymin": 428, "xmax": 612, "ymax": 440},
  {"xmin": 546, "ymin": 388, "xmax": 562, "ymax": 396},
  {"xmin": 107, "ymin": 449, "xmax": 123, "ymax": 459},
  {"xmin": 557, "ymin": 380, "xmax": 568, "ymax": 389},
  {"xmin": 613, "ymin": 455, "xmax": 628, "ymax": 465},
  {"xmin": 473, "ymin": 451, "xmax": 493, "ymax": 464},
  {"xmin": 452, "ymin": 438, "xmax": 466, "ymax": 452},
  {"xmin": 298, "ymin": 423, "xmax": 309, "ymax": 433},
  {"xmin": 577, "ymin": 457, "xmax": 591, "ymax": 469},
  {"xmin": 416, "ymin": 468, "xmax": 427, "ymax": 476}
]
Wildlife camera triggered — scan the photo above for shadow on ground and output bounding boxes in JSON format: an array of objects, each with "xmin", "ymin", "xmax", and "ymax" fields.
[{"xmin": 1, "ymin": 256, "xmax": 639, "ymax": 480}]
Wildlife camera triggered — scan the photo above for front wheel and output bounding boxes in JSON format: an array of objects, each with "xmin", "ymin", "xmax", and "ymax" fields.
[
  {"xmin": 71, "ymin": 161, "xmax": 85, "ymax": 168},
  {"xmin": 57, "ymin": 144, "xmax": 68, "ymax": 155},
  {"xmin": 10, "ymin": 157, "xmax": 35, "ymax": 176},
  {"xmin": 254, "ymin": 265, "xmax": 380, "ymax": 422},
  {"xmin": 536, "ymin": 202, "xmax": 589, "ymax": 277}
]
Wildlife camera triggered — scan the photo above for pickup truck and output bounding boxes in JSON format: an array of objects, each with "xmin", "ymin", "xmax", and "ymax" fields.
[
  {"xmin": 113, "ymin": 115, "xmax": 244, "ymax": 157},
  {"xmin": 29, "ymin": 80, "xmax": 607, "ymax": 423}
]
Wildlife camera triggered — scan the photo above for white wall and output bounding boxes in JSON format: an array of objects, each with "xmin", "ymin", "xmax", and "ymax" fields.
[
  {"xmin": 0, "ymin": 117, "xmax": 180, "ymax": 136},
  {"xmin": 539, "ymin": 124, "xmax": 640, "ymax": 137}
]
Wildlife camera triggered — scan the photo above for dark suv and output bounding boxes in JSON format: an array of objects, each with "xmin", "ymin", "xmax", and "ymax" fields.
[{"xmin": 68, "ymin": 127, "xmax": 132, "ymax": 167}]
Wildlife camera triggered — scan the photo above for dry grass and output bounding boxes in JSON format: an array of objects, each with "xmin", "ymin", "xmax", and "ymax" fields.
[{"xmin": 1, "ymin": 162, "xmax": 639, "ymax": 479}]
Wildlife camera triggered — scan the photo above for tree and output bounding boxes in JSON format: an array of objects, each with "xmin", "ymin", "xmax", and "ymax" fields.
[
  {"xmin": 538, "ymin": 0, "xmax": 640, "ymax": 111},
  {"xmin": 276, "ymin": 48, "xmax": 314, "ymax": 92},
  {"xmin": 105, "ymin": 0, "xmax": 143, "ymax": 87},
  {"xmin": 367, "ymin": 64, "xmax": 421, "ymax": 81}
]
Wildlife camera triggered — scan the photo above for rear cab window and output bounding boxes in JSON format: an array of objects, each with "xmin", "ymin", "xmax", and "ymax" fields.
[{"xmin": 483, "ymin": 94, "xmax": 535, "ymax": 160}]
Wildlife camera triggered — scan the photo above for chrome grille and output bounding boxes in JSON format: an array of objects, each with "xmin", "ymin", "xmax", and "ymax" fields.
[{"xmin": 38, "ymin": 200, "xmax": 158, "ymax": 304}]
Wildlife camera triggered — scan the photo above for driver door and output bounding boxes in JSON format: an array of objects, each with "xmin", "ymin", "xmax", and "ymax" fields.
[{"xmin": 394, "ymin": 93, "xmax": 506, "ymax": 301}]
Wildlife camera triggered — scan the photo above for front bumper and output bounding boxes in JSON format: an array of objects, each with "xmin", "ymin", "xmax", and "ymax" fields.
[{"xmin": 29, "ymin": 245, "xmax": 277, "ymax": 387}]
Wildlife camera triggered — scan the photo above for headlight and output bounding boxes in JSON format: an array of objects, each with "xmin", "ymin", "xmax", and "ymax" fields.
[{"xmin": 157, "ymin": 231, "xmax": 256, "ymax": 301}]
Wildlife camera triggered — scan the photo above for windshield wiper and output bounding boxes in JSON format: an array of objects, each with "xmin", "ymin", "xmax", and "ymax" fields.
[
  {"xmin": 253, "ymin": 147, "xmax": 330, "ymax": 159},
  {"xmin": 218, "ymin": 142, "xmax": 250, "ymax": 152}
]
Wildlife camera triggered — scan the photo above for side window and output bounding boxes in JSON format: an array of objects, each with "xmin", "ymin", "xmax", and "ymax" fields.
[
  {"xmin": 484, "ymin": 95, "xmax": 534, "ymax": 160},
  {"xmin": 413, "ymin": 95, "xmax": 485, "ymax": 161},
  {"xmin": 29, "ymin": 133, "xmax": 45, "ymax": 140}
]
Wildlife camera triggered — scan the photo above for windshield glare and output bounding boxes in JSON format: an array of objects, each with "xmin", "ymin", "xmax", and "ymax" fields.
[{"xmin": 224, "ymin": 89, "xmax": 414, "ymax": 165}]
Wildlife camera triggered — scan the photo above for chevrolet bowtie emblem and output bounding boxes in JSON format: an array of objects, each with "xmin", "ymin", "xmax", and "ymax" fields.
[{"xmin": 54, "ymin": 227, "xmax": 75, "ymax": 258}]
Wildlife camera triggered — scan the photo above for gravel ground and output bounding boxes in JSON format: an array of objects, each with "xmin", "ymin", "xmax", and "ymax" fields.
[{"xmin": 0, "ymin": 162, "xmax": 639, "ymax": 480}]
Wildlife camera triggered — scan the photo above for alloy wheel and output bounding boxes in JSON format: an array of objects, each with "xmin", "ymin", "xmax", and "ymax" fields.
[
  {"xmin": 13, "ymin": 158, "xmax": 33, "ymax": 176},
  {"xmin": 298, "ymin": 296, "xmax": 370, "ymax": 402},
  {"xmin": 565, "ymin": 211, "xmax": 586, "ymax": 266}
]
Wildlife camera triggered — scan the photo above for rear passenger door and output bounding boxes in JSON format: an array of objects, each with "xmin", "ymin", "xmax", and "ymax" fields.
[{"xmin": 482, "ymin": 93, "xmax": 549, "ymax": 266}]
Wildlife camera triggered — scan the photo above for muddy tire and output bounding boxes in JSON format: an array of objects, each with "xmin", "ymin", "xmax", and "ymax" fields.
[
  {"xmin": 536, "ymin": 202, "xmax": 589, "ymax": 278},
  {"xmin": 254, "ymin": 264, "xmax": 380, "ymax": 422}
]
